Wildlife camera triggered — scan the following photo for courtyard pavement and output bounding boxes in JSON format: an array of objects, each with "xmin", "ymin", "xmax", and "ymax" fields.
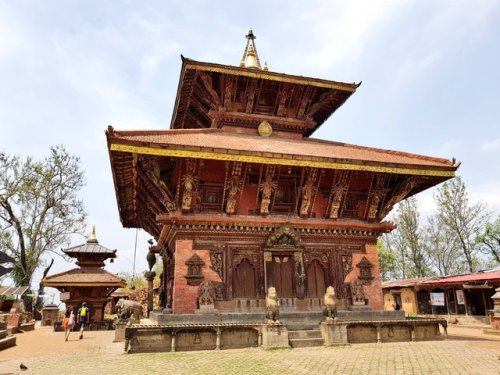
[{"xmin": 0, "ymin": 324, "xmax": 499, "ymax": 374}]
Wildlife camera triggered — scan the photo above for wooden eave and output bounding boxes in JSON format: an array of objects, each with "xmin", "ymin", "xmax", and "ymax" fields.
[
  {"xmin": 108, "ymin": 130, "xmax": 457, "ymax": 178},
  {"xmin": 169, "ymin": 57, "xmax": 360, "ymax": 136}
]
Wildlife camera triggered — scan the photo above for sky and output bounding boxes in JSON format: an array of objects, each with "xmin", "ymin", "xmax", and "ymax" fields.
[{"xmin": 0, "ymin": 1, "xmax": 499, "ymax": 297}]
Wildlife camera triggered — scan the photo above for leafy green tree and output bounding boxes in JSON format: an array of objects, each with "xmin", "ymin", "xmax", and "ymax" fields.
[
  {"xmin": 377, "ymin": 239, "xmax": 398, "ymax": 281},
  {"xmin": 0, "ymin": 146, "xmax": 87, "ymax": 287},
  {"xmin": 477, "ymin": 215, "xmax": 500, "ymax": 263},
  {"xmin": 434, "ymin": 176, "xmax": 489, "ymax": 273},
  {"xmin": 423, "ymin": 215, "xmax": 465, "ymax": 276},
  {"xmin": 396, "ymin": 197, "xmax": 429, "ymax": 277}
]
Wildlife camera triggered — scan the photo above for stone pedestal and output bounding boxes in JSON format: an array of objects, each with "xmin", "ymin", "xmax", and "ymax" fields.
[
  {"xmin": 485, "ymin": 287, "xmax": 500, "ymax": 335},
  {"xmin": 261, "ymin": 324, "xmax": 290, "ymax": 349},
  {"xmin": 195, "ymin": 305, "xmax": 217, "ymax": 314},
  {"xmin": 320, "ymin": 320, "xmax": 348, "ymax": 346},
  {"xmin": 144, "ymin": 271, "xmax": 156, "ymax": 318},
  {"xmin": 41, "ymin": 304, "xmax": 60, "ymax": 326},
  {"xmin": 114, "ymin": 320, "xmax": 130, "ymax": 342}
]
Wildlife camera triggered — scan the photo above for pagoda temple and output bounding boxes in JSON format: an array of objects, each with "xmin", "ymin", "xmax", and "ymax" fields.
[
  {"xmin": 106, "ymin": 29, "xmax": 459, "ymax": 315},
  {"xmin": 43, "ymin": 227, "xmax": 126, "ymax": 321}
]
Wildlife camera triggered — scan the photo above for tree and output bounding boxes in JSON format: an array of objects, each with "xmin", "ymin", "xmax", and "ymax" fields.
[
  {"xmin": 423, "ymin": 215, "xmax": 465, "ymax": 276},
  {"xmin": 395, "ymin": 197, "xmax": 429, "ymax": 277},
  {"xmin": 477, "ymin": 215, "xmax": 500, "ymax": 263},
  {"xmin": 0, "ymin": 146, "xmax": 87, "ymax": 287},
  {"xmin": 377, "ymin": 239, "xmax": 398, "ymax": 281},
  {"xmin": 434, "ymin": 176, "xmax": 489, "ymax": 273}
]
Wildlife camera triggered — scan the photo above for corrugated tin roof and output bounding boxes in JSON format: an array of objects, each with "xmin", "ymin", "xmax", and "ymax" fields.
[
  {"xmin": 0, "ymin": 286, "xmax": 30, "ymax": 296},
  {"xmin": 382, "ymin": 277, "xmax": 437, "ymax": 289},
  {"xmin": 419, "ymin": 271, "xmax": 500, "ymax": 285}
]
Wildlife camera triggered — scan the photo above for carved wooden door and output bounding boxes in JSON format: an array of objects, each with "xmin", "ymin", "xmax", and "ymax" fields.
[
  {"xmin": 233, "ymin": 258, "xmax": 256, "ymax": 298},
  {"xmin": 306, "ymin": 259, "xmax": 326, "ymax": 297},
  {"xmin": 271, "ymin": 255, "xmax": 294, "ymax": 298}
]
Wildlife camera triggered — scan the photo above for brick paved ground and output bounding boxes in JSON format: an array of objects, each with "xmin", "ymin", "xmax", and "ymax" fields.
[{"xmin": 0, "ymin": 325, "xmax": 499, "ymax": 375}]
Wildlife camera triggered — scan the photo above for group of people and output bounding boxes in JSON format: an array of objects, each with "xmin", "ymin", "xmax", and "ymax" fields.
[{"xmin": 63, "ymin": 302, "xmax": 90, "ymax": 341}]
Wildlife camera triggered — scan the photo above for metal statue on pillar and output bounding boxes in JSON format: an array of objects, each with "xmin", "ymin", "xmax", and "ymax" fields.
[{"xmin": 144, "ymin": 239, "xmax": 157, "ymax": 318}]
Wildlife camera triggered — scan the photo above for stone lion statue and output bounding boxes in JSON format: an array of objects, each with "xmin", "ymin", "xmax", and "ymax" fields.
[
  {"xmin": 116, "ymin": 299, "xmax": 142, "ymax": 323},
  {"xmin": 323, "ymin": 286, "xmax": 338, "ymax": 320},
  {"xmin": 265, "ymin": 287, "xmax": 280, "ymax": 322}
]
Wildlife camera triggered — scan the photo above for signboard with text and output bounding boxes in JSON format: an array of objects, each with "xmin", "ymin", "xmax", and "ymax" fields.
[
  {"xmin": 430, "ymin": 292, "xmax": 445, "ymax": 306},
  {"xmin": 456, "ymin": 290, "xmax": 465, "ymax": 305},
  {"xmin": 60, "ymin": 292, "xmax": 70, "ymax": 301}
]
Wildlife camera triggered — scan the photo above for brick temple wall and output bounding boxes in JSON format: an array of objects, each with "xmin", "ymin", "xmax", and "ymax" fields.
[
  {"xmin": 172, "ymin": 240, "xmax": 221, "ymax": 314},
  {"xmin": 345, "ymin": 243, "xmax": 384, "ymax": 310}
]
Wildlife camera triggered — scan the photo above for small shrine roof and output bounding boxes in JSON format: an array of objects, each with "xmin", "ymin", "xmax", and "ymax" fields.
[
  {"xmin": 63, "ymin": 227, "xmax": 117, "ymax": 258},
  {"xmin": 42, "ymin": 268, "xmax": 126, "ymax": 287},
  {"xmin": 108, "ymin": 128, "xmax": 457, "ymax": 176}
]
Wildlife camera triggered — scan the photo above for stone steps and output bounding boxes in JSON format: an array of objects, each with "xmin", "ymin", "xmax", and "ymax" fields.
[
  {"xmin": 0, "ymin": 330, "xmax": 16, "ymax": 351},
  {"xmin": 288, "ymin": 329, "xmax": 323, "ymax": 348}
]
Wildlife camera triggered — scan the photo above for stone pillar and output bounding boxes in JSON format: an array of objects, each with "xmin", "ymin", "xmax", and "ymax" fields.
[
  {"xmin": 171, "ymin": 331, "xmax": 177, "ymax": 352},
  {"xmin": 144, "ymin": 271, "xmax": 156, "ymax": 318},
  {"xmin": 215, "ymin": 328, "xmax": 222, "ymax": 350},
  {"xmin": 320, "ymin": 320, "xmax": 348, "ymax": 346},
  {"xmin": 261, "ymin": 324, "xmax": 290, "ymax": 349}
]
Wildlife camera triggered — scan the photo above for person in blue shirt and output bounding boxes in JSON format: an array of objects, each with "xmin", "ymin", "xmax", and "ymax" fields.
[{"xmin": 77, "ymin": 302, "xmax": 89, "ymax": 340}]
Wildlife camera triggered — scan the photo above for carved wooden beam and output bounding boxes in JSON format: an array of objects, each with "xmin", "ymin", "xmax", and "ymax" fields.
[
  {"xmin": 328, "ymin": 171, "xmax": 350, "ymax": 219},
  {"xmin": 198, "ymin": 71, "xmax": 220, "ymax": 105},
  {"xmin": 379, "ymin": 176, "xmax": 420, "ymax": 218},
  {"xmin": 137, "ymin": 158, "xmax": 176, "ymax": 212},
  {"xmin": 305, "ymin": 90, "xmax": 337, "ymax": 118},
  {"xmin": 208, "ymin": 110, "xmax": 315, "ymax": 129},
  {"xmin": 297, "ymin": 86, "xmax": 315, "ymax": 119},
  {"xmin": 245, "ymin": 79, "xmax": 258, "ymax": 113}
]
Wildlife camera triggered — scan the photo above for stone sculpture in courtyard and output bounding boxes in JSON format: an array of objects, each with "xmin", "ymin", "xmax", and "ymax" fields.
[
  {"xmin": 323, "ymin": 286, "xmax": 338, "ymax": 320},
  {"xmin": 116, "ymin": 299, "xmax": 142, "ymax": 324},
  {"xmin": 265, "ymin": 287, "xmax": 280, "ymax": 322}
]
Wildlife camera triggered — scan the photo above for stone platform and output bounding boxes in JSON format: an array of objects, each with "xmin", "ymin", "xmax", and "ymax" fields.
[{"xmin": 122, "ymin": 309, "xmax": 445, "ymax": 353}]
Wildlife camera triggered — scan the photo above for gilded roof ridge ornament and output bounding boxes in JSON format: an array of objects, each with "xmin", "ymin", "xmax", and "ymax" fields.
[
  {"xmin": 240, "ymin": 28, "xmax": 263, "ymax": 70},
  {"xmin": 88, "ymin": 225, "xmax": 98, "ymax": 244}
]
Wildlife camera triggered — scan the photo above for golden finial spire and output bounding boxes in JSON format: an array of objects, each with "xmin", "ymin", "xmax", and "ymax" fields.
[
  {"xmin": 240, "ymin": 28, "xmax": 262, "ymax": 70},
  {"xmin": 87, "ymin": 225, "xmax": 98, "ymax": 243}
]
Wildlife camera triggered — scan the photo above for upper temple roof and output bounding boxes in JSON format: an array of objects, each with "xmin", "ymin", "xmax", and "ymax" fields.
[{"xmin": 169, "ymin": 57, "xmax": 360, "ymax": 137}]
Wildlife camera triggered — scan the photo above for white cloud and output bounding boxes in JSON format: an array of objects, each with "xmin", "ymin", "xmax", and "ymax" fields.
[
  {"xmin": 481, "ymin": 137, "xmax": 500, "ymax": 152},
  {"xmin": 300, "ymin": 0, "xmax": 406, "ymax": 69},
  {"xmin": 0, "ymin": 13, "xmax": 23, "ymax": 60},
  {"xmin": 470, "ymin": 181, "xmax": 500, "ymax": 217}
]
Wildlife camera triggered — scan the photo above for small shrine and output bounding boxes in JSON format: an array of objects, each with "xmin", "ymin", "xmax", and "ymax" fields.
[{"xmin": 42, "ymin": 227, "xmax": 126, "ymax": 321}]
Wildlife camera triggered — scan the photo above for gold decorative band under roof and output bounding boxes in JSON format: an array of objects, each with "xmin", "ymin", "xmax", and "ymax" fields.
[
  {"xmin": 110, "ymin": 143, "xmax": 455, "ymax": 178},
  {"xmin": 185, "ymin": 61, "xmax": 358, "ymax": 92},
  {"xmin": 42, "ymin": 282, "xmax": 126, "ymax": 287}
]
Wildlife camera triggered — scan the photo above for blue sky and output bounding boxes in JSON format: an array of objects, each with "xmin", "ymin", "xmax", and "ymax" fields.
[{"xmin": 1, "ymin": 1, "xmax": 499, "ymax": 292}]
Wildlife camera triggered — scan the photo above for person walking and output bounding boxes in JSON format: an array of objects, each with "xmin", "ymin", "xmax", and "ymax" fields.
[
  {"xmin": 77, "ymin": 302, "xmax": 89, "ymax": 340},
  {"xmin": 63, "ymin": 306, "xmax": 75, "ymax": 341}
]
